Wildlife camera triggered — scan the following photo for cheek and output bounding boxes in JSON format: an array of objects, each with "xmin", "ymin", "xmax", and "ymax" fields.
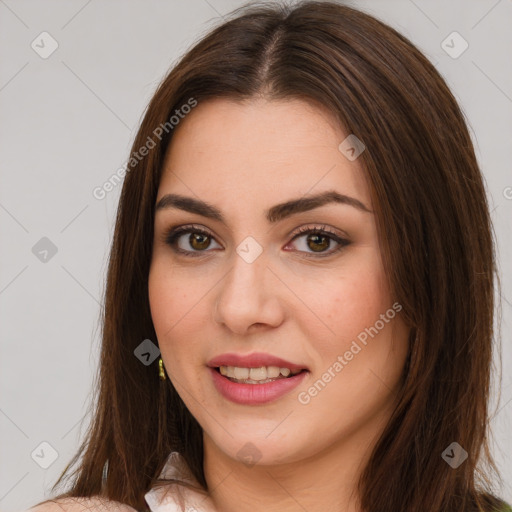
[
  {"xmin": 148, "ymin": 262, "xmax": 202, "ymax": 366},
  {"xmin": 306, "ymin": 262, "xmax": 408, "ymax": 415},
  {"xmin": 307, "ymin": 250, "xmax": 391, "ymax": 351},
  {"xmin": 148, "ymin": 256, "xmax": 203, "ymax": 325}
]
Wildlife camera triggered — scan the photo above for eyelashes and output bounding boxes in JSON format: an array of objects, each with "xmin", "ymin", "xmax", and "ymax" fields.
[{"xmin": 161, "ymin": 223, "xmax": 351, "ymax": 259}]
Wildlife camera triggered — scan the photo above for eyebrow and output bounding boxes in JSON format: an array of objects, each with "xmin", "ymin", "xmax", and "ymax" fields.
[{"xmin": 154, "ymin": 189, "xmax": 372, "ymax": 223}]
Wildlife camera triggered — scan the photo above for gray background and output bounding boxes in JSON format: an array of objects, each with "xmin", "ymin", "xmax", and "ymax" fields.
[{"xmin": 0, "ymin": 0, "xmax": 511, "ymax": 510}]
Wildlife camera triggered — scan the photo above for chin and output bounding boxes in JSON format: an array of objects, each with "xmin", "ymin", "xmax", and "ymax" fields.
[{"xmin": 204, "ymin": 424, "xmax": 309, "ymax": 467}]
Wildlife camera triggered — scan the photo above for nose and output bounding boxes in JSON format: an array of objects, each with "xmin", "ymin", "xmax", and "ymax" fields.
[{"xmin": 213, "ymin": 247, "xmax": 285, "ymax": 335}]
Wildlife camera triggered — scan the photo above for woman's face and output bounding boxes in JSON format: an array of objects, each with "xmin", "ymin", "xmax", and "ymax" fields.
[{"xmin": 149, "ymin": 97, "xmax": 410, "ymax": 466}]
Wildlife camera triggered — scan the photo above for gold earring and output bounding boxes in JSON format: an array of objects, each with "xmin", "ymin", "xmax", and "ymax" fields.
[{"xmin": 158, "ymin": 357, "xmax": 166, "ymax": 380}]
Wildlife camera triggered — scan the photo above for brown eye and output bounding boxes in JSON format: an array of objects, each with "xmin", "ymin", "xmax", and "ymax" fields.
[
  {"xmin": 188, "ymin": 232, "xmax": 211, "ymax": 250},
  {"xmin": 289, "ymin": 226, "xmax": 350, "ymax": 258},
  {"xmin": 162, "ymin": 224, "xmax": 350, "ymax": 259},
  {"xmin": 163, "ymin": 225, "xmax": 221, "ymax": 257},
  {"xmin": 305, "ymin": 233, "xmax": 330, "ymax": 252}
]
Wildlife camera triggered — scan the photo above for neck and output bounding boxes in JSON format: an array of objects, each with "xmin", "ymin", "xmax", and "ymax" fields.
[{"xmin": 202, "ymin": 414, "xmax": 388, "ymax": 512}]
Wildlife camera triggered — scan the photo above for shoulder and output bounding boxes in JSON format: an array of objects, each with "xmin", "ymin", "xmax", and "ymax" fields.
[
  {"xmin": 477, "ymin": 493, "xmax": 512, "ymax": 512},
  {"xmin": 25, "ymin": 497, "xmax": 138, "ymax": 512}
]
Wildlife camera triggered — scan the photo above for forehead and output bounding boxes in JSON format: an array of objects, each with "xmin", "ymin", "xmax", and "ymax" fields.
[{"xmin": 158, "ymin": 97, "xmax": 370, "ymax": 209}]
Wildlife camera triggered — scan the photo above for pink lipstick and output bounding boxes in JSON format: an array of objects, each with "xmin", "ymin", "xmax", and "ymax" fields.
[{"xmin": 207, "ymin": 352, "xmax": 309, "ymax": 405}]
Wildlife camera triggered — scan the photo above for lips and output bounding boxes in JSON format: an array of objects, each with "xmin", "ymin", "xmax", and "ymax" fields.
[
  {"xmin": 209, "ymin": 367, "xmax": 308, "ymax": 404},
  {"xmin": 207, "ymin": 352, "xmax": 310, "ymax": 405},
  {"xmin": 207, "ymin": 352, "xmax": 308, "ymax": 372}
]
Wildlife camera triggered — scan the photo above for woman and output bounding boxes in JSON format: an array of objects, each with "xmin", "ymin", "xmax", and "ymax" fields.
[{"xmin": 28, "ymin": 1, "xmax": 510, "ymax": 511}]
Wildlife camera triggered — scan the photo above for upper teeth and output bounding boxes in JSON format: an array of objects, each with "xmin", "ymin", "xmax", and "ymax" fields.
[{"xmin": 219, "ymin": 366, "xmax": 301, "ymax": 380}]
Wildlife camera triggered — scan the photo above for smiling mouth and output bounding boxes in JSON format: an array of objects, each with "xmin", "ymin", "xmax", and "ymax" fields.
[{"xmin": 214, "ymin": 365, "xmax": 307, "ymax": 384}]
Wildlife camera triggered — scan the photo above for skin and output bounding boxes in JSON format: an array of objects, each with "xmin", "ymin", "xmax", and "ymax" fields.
[{"xmin": 148, "ymin": 97, "xmax": 410, "ymax": 512}]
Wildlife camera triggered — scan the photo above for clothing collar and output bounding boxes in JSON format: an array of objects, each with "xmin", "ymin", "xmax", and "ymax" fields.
[{"xmin": 144, "ymin": 452, "xmax": 215, "ymax": 512}]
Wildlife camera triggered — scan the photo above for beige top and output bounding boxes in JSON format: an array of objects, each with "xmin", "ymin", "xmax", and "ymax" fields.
[{"xmin": 144, "ymin": 452, "xmax": 216, "ymax": 512}]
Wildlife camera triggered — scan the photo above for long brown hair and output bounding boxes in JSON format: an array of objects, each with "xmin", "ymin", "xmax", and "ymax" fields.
[{"xmin": 34, "ymin": 1, "xmax": 506, "ymax": 511}]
